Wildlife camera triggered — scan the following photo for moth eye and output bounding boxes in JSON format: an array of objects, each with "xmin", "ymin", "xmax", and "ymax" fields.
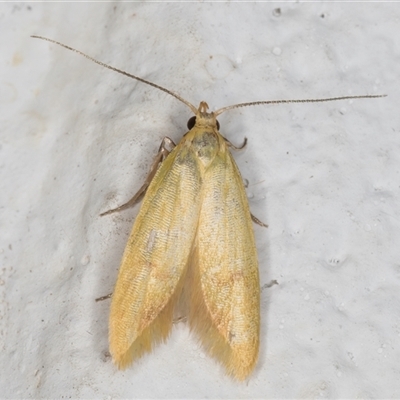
[
  {"xmin": 187, "ymin": 116, "xmax": 196, "ymax": 130},
  {"xmin": 216, "ymin": 119, "xmax": 220, "ymax": 130}
]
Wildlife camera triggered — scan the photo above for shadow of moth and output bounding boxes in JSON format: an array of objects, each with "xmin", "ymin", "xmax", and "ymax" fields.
[{"xmin": 32, "ymin": 35, "xmax": 386, "ymax": 380}]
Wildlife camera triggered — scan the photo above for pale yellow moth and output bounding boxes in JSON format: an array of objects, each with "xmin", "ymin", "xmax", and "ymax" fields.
[{"xmin": 32, "ymin": 35, "xmax": 386, "ymax": 380}]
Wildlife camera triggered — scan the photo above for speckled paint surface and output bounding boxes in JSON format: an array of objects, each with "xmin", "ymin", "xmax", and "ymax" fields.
[{"xmin": 1, "ymin": 3, "xmax": 399, "ymax": 398}]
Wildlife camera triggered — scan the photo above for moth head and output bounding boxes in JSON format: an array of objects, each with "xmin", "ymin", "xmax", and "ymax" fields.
[{"xmin": 187, "ymin": 101, "xmax": 220, "ymax": 131}]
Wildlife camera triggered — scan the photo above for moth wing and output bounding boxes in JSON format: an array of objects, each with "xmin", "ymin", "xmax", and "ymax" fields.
[
  {"xmin": 109, "ymin": 141, "xmax": 202, "ymax": 368},
  {"xmin": 190, "ymin": 145, "xmax": 260, "ymax": 380}
]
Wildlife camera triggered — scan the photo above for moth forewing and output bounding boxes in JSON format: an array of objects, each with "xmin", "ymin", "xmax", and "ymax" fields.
[
  {"xmin": 109, "ymin": 137, "xmax": 203, "ymax": 367},
  {"xmin": 189, "ymin": 141, "xmax": 260, "ymax": 380}
]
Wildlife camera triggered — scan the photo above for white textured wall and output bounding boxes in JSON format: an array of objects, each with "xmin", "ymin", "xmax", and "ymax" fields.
[{"xmin": 1, "ymin": 3, "xmax": 399, "ymax": 398}]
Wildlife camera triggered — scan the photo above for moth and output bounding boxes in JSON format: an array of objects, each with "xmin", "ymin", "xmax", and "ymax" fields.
[{"xmin": 32, "ymin": 35, "xmax": 385, "ymax": 380}]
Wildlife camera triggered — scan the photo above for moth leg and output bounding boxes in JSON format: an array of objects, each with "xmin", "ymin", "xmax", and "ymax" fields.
[
  {"xmin": 223, "ymin": 135, "xmax": 248, "ymax": 150},
  {"xmin": 95, "ymin": 293, "xmax": 112, "ymax": 302},
  {"xmin": 251, "ymin": 213, "xmax": 268, "ymax": 228},
  {"xmin": 262, "ymin": 280, "xmax": 279, "ymax": 290},
  {"xmin": 100, "ymin": 137, "xmax": 176, "ymax": 217}
]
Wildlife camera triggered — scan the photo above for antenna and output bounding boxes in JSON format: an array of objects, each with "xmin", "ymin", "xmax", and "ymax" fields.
[
  {"xmin": 31, "ymin": 35, "xmax": 198, "ymax": 114},
  {"xmin": 214, "ymin": 94, "xmax": 387, "ymax": 116},
  {"xmin": 32, "ymin": 35, "xmax": 386, "ymax": 116}
]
